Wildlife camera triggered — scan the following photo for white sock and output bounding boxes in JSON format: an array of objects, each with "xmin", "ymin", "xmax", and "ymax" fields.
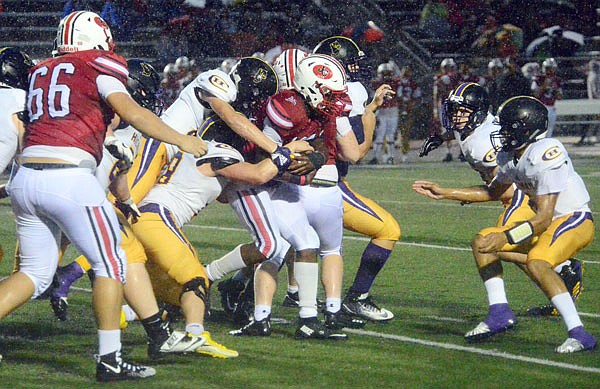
[
  {"xmin": 287, "ymin": 285, "xmax": 298, "ymax": 294},
  {"xmin": 484, "ymin": 277, "xmax": 508, "ymax": 305},
  {"xmin": 254, "ymin": 305, "xmax": 271, "ymax": 321},
  {"xmin": 295, "ymin": 262, "xmax": 319, "ymax": 318},
  {"xmin": 554, "ymin": 259, "xmax": 571, "ymax": 273},
  {"xmin": 551, "ymin": 292, "xmax": 583, "ymax": 331},
  {"xmin": 205, "ymin": 245, "xmax": 245, "ymax": 282},
  {"xmin": 185, "ymin": 323, "xmax": 205, "ymax": 337},
  {"xmin": 121, "ymin": 304, "xmax": 137, "ymax": 322},
  {"xmin": 326, "ymin": 298, "xmax": 341, "ymax": 314},
  {"xmin": 98, "ymin": 329, "xmax": 121, "ymax": 356}
]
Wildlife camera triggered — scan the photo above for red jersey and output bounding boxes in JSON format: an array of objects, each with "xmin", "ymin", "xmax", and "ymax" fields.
[
  {"xmin": 532, "ymin": 74, "xmax": 562, "ymax": 106},
  {"xmin": 26, "ymin": 50, "xmax": 129, "ymax": 164},
  {"xmin": 266, "ymin": 89, "xmax": 337, "ymax": 164}
]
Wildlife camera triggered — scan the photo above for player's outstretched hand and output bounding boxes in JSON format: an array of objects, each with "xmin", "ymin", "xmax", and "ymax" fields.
[
  {"xmin": 412, "ymin": 180, "xmax": 445, "ymax": 200},
  {"xmin": 371, "ymin": 84, "xmax": 395, "ymax": 109},
  {"xmin": 179, "ymin": 135, "xmax": 208, "ymax": 158}
]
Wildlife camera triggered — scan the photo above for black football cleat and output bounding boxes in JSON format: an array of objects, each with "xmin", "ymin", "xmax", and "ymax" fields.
[
  {"xmin": 229, "ymin": 315, "xmax": 272, "ymax": 337},
  {"xmin": 295, "ymin": 317, "xmax": 347, "ymax": 340},
  {"xmin": 324, "ymin": 310, "xmax": 366, "ymax": 330}
]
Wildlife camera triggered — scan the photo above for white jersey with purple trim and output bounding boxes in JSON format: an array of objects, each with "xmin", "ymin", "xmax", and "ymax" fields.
[
  {"xmin": 454, "ymin": 113, "xmax": 499, "ymax": 184},
  {"xmin": 95, "ymin": 125, "xmax": 143, "ymax": 190},
  {"xmin": 139, "ymin": 140, "xmax": 244, "ymax": 227},
  {"xmin": 159, "ymin": 68, "xmax": 238, "ymax": 161},
  {"xmin": 0, "ymin": 88, "xmax": 26, "ymax": 173},
  {"xmin": 496, "ymin": 137, "xmax": 591, "ymax": 219}
]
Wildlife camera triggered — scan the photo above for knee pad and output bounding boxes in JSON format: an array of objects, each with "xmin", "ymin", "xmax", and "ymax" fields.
[{"xmin": 180, "ymin": 277, "xmax": 208, "ymax": 303}]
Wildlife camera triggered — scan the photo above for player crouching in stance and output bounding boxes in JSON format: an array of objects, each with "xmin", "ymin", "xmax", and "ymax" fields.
[{"xmin": 447, "ymin": 96, "xmax": 594, "ymax": 352}]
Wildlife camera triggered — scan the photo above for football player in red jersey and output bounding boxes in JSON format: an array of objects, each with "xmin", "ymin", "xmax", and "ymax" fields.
[
  {"xmin": 531, "ymin": 57, "xmax": 562, "ymax": 137},
  {"xmin": 229, "ymin": 53, "xmax": 361, "ymax": 339},
  {"xmin": 433, "ymin": 58, "xmax": 460, "ymax": 162},
  {"xmin": 0, "ymin": 11, "xmax": 206, "ymax": 382}
]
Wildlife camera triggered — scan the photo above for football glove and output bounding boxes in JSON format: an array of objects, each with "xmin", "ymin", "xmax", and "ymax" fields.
[
  {"xmin": 115, "ymin": 197, "xmax": 141, "ymax": 223},
  {"xmin": 104, "ymin": 135, "xmax": 134, "ymax": 171},
  {"xmin": 419, "ymin": 134, "xmax": 444, "ymax": 157},
  {"xmin": 270, "ymin": 146, "xmax": 292, "ymax": 173}
]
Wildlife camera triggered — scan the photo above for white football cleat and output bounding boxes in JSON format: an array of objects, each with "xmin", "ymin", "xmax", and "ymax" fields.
[{"xmin": 158, "ymin": 330, "xmax": 206, "ymax": 354}]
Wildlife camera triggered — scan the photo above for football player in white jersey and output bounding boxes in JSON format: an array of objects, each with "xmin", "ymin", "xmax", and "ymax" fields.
[
  {"xmin": 0, "ymin": 48, "xmax": 32, "ymax": 269},
  {"xmin": 422, "ymin": 96, "xmax": 596, "ymax": 353},
  {"xmin": 131, "ymin": 57, "xmax": 306, "ymax": 356},
  {"xmin": 413, "ymin": 83, "xmax": 583, "ymax": 315},
  {"xmin": 0, "ymin": 48, "xmax": 32, "ymax": 200},
  {"xmin": 0, "ymin": 47, "xmax": 32, "ymax": 365}
]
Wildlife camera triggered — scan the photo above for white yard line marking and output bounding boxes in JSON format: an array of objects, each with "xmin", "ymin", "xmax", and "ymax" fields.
[
  {"xmin": 15, "ymin": 285, "xmax": 598, "ymax": 373},
  {"xmin": 185, "ymin": 224, "xmax": 600, "ymax": 264},
  {"xmin": 344, "ymin": 328, "xmax": 600, "ymax": 374}
]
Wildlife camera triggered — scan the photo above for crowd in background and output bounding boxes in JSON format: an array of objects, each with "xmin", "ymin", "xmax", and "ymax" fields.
[{"xmin": 57, "ymin": 0, "xmax": 599, "ymax": 152}]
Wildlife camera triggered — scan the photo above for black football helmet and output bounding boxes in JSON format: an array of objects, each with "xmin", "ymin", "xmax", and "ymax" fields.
[
  {"xmin": 229, "ymin": 57, "xmax": 278, "ymax": 115},
  {"xmin": 490, "ymin": 96, "xmax": 548, "ymax": 152},
  {"xmin": 313, "ymin": 36, "xmax": 371, "ymax": 82},
  {"xmin": 441, "ymin": 82, "xmax": 490, "ymax": 140},
  {"xmin": 0, "ymin": 47, "xmax": 34, "ymax": 90},
  {"xmin": 126, "ymin": 59, "xmax": 163, "ymax": 115}
]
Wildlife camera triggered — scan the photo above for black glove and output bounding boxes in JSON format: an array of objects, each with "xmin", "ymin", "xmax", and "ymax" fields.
[
  {"xmin": 419, "ymin": 134, "xmax": 444, "ymax": 157},
  {"xmin": 270, "ymin": 146, "xmax": 292, "ymax": 173}
]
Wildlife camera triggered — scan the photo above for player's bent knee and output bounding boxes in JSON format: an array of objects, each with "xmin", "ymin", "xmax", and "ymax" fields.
[{"xmin": 181, "ymin": 277, "xmax": 208, "ymax": 303}]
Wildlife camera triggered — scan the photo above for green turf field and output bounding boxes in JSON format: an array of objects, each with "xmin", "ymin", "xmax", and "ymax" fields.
[{"xmin": 1, "ymin": 159, "xmax": 599, "ymax": 388}]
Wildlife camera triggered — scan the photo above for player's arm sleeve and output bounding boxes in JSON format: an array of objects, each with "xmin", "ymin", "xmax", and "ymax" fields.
[
  {"xmin": 127, "ymin": 137, "xmax": 168, "ymax": 203},
  {"xmin": 96, "ymin": 74, "xmax": 129, "ymax": 100}
]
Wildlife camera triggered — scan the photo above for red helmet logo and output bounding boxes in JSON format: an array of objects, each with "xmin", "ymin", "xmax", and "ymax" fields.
[
  {"xmin": 312, "ymin": 64, "xmax": 333, "ymax": 80},
  {"xmin": 94, "ymin": 16, "xmax": 109, "ymax": 29}
]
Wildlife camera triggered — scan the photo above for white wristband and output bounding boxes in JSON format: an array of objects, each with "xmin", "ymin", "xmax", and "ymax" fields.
[{"xmin": 505, "ymin": 222, "xmax": 534, "ymax": 245}]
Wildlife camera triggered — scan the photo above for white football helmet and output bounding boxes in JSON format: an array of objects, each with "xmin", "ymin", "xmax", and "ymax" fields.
[
  {"xmin": 440, "ymin": 58, "xmax": 456, "ymax": 72},
  {"xmin": 542, "ymin": 57, "xmax": 557, "ymax": 74},
  {"xmin": 54, "ymin": 11, "xmax": 114, "ymax": 56},
  {"xmin": 293, "ymin": 54, "xmax": 348, "ymax": 117},
  {"xmin": 219, "ymin": 58, "xmax": 237, "ymax": 74},
  {"xmin": 273, "ymin": 48, "xmax": 308, "ymax": 90},
  {"xmin": 521, "ymin": 62, "xmax": 540, "ymax": 79},
  {"xmin": 377, "ymin": 62, "xmax": 394, "ymax": 77},
  {"xmin": 175, "ymin": 56, "xmax": 190, "ymax": 71}
]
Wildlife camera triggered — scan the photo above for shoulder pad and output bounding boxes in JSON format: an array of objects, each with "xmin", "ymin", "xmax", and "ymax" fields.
[
  {"xmin": 86, "ymin": 51, "xmax": 128, "ymax": 83},
  {"xmin": 525, "ymin": 138, "xmax": 568, "ymax": 169},
  {"xmin": 194, "ymin": 69, "xmax": 237, "ymax": 103},
  {"xmin": 265, "ymin": 90, "xmax": 309, "ymax": 130}
]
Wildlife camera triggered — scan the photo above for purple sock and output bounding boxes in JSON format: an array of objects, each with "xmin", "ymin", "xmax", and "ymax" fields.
[{"xmin": 348, "ymin": 242, "xmax": 391, "ymax": 294}]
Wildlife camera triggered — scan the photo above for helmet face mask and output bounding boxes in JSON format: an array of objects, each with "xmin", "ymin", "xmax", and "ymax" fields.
[
  {"xmin": 229, "ymin": 57, "xmax": 278, "ymax": 114},
  {"xmin": 0, "ymin": 47, "xmax": 34, "ymax": 89},
  {"xmin": 55, "ymin": 11, "xmax": 114, "ymax": 56},
  {"xmin": 293, "ymin": 54, "xmax": 348, "ymax": 118},
  {"xmin": 313, "ymin": 36, "xmax": 371, "ymax": 82},
  {"xmin": 441, "ymin": 83, "xmax": 489, "ymax": 140},
  {"xmin": 126, "ymin": 59, "xmax": 163, "ymax": 116},
  {"xmin": 490, "ymin": 96, "xmax": 548, "ymax": 152}
]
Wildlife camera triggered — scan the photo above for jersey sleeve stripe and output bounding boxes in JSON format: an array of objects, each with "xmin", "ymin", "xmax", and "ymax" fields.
[
  {"xmin": 93, "ymin": 56, "xmax": 129, "ymax": 79},
  {"xmin": 266, "ymin": 99, "xmax": 293, "ymax": 129}
]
